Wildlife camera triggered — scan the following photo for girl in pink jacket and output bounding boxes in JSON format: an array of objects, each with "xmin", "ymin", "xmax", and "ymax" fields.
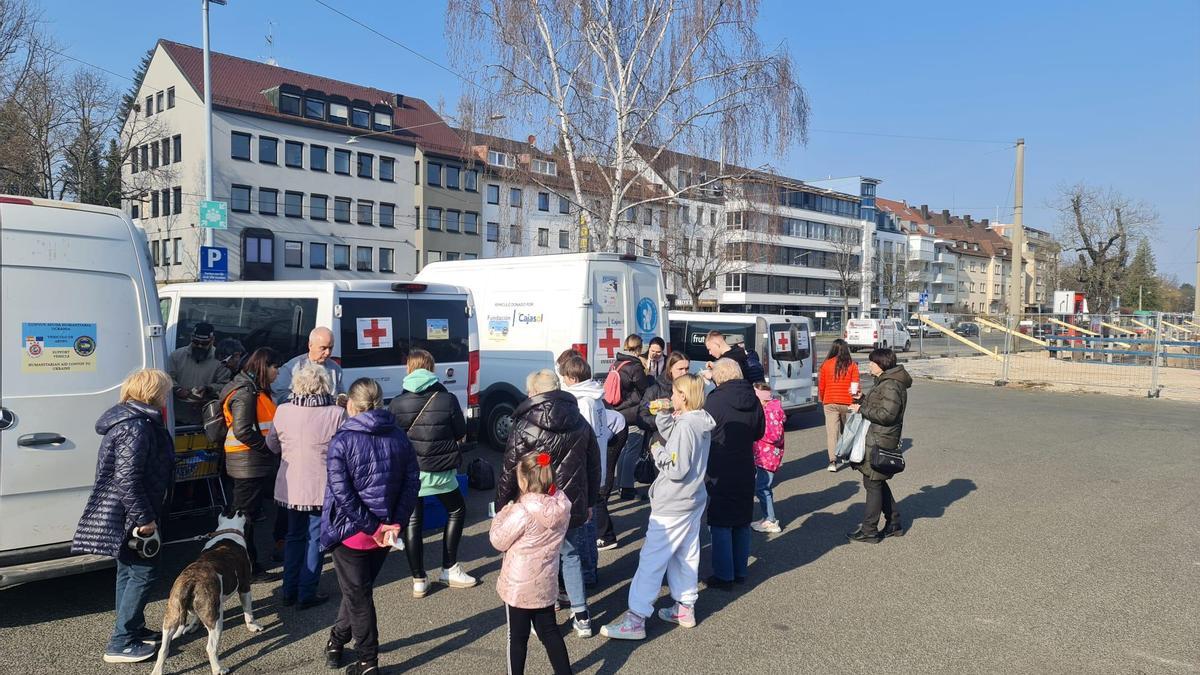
[
  {"xmin": 751, "ymin": 382, "xmax": 786, "ymax": 534},
  {"xmin": 489, "ymin": 452, "xmax": 573, "ymax": 675}
]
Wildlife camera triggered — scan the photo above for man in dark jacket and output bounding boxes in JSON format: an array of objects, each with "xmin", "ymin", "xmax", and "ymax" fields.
[
  {"xmin": 703, "ymin": 358, "xmax": 766, "ymax": 589},
  {"xmin": 73, "ymin": 370, "xmax": 175, "ymax": 663},
  {"xmin": 495, "ymin": 369, "xmax": 601, "ymax": 638},
  {"xmin": 848, "ymin": 348, "xmax": 912, "ymax": 542},
  {"xmin": 167, "ymin": 322, "xmax": 231, "ymax": 426},
  {"xmin": 704, "ymin": 331, "xmax": 765, "ymax": 383}
]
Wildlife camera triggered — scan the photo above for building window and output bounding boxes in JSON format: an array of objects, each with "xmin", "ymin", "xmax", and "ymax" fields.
[
  {"xmin": 373, "ymin": 111, "xmax": 392, "ymax": 131},
  {"xmin": 642, "ymin": 239, "xmax": 652, "ymax": 255},
  {"xmin": 166, "ymin": 86, "xmax": 175, "ymax": 109},
  {"xmin": 310, "ymin": 242, "xmax": 327, "ymax": 269},
  {"xmin": 155, "ymin": 91, "xmax": 164, "ymax": 113},
  {"xmin": 446, "ymin": 252, "xmax": 460, "ymax": 262},
  {"xmin": 131, "ymin": 202, "xmax": 139, "ymax": 219},
  {"xmin": 559, "ymin": 230, "xmax": 569, "ymax": 249},
  {"xmin": 537, "ymin": 228, "xmax": 549, "ymax": 247},
  {"xmin": 329, "ymin": 102, "xmax": 348, "ymax": 124},
  {"xmin": 510, "ymin": 188, "xmax": 522, "ymax": 207},
  {"xmin": 531, "ymin": 158, "xmax": 557, "ymax": 176},
  {"xmin": 144, "ymin": 95, "xmax": 153, "ymax": 116},
  {"xmin": 131, "ymin": 148, "xmax": 139, "ymax": 173},
  {"xmin": 140, "ymin": 144, "xmax": 148, "ymax": 169},
  {"xmin": 463, "ymin": 212, "xmax": 478, "ymax": 235},
  {"xmin": 559, "ymin": 195, "xmax": 570, "ymax": 214},
  {"xmin": 357, "ymin": 153, "xmax": 373, "ymax": 179},
  {"xmin": 161, "ymin": 138, "xmax": 171, "ymax": 164},
  {"xmin": 463, "ymin": 253, "xmax": 478, "ymax": 260},
  {"xmin": 334, "ymin": 149, "xmax": 351, "ymax": 175},
  {"xmin": 334, "ymin": 197, "xmax": 351, "ymax": 223},
  {"xmin": 356, "ymin": 246, "xmax": 373, "ymax": 271},
  {"xmin": 310, "ymin": 194, "xmax": 328, "ymax": 220},
  {"xmin": 357, "ymin": 200, "xmax": 373, "ymax": 225},
  {"xmin": 284, "ymin": 191, "xmax": 303, "ymax": 218},
  {"xmin": 305, "ymin": 97, "xmax": 326, "ymax": 120},
  {"xmin": 380, "ymin": 156, "xmax": 394, "ymax": 182},
  {"xmin": 625, "ymin": 239, "xmax": 635, "ymax": 255},
  {"xmin": 426, "ymin": 250, "xmax": 441, "ymax": 265},
  {"xmin": 151, "ymin": 143, "xmax": 159, "ymax": 168},
  {"xmin": 150, "ymin": 240, "xmax": 158, "ymax": 265},
  {"xmin": 351, "ymin": 107, "xmax": 370, "ymax": 129},
  {"xmin": 509, "ymin": 224, "xmax": 519, "ymax": 244},
  {"xmin": 310, "ymin": 145, "xmax": 328, "ymax": 172},
  {"xmin": 427, "ymin": 162, "xmax": 441, "ymax": 186},
  {"xmin": 486, "ymin": 221, "xmax": 499, "ymax": 242},
  {"xmin": 230, "ymin": 185, "xmax": 251, "ymax": 212},
  {"xmin": 427, "ymin": 207, "xmax": 442, "ymax": 230},
  {"xmin": 160, "ymin": 189, "xmax": 170, "ymax": 217},
  {"xmin": 464, "ymin": 169, "xmax": 478, "ymax": 192},
  {"xmin": 172, "ymin": 135, "xmax": 181, "ymax": 162},
  {"xmin": 280, "ymin": 91, "xmax": 300, "ymax": 115},
  {"xmin": 285, "ymin": 141, "xmax": 303, "ymax": 168},
  {"xmin": 486, "ymin": 184, "xmax": 500, "ymax": 205},
  {"xmin": 161, "ymin": 237, "xmax": 170, "ymax": 265},
  {"xmin": 258, "ymin": 137, "xmax": 278, "ymax": 165},
  {"xmin": 150, "ymin": 192, "xmax": 159, "ymax": 218},
  {"xmin": 173, "ymin": 187, "xmax": 182, "ymax": 215},
  {"xmin": 414, "ymin": 206, "xmax": 420, "ymax": 229},
  {"xmin": 334, "ymin": 244, "xmax": 350, "ymax": 270},
  {"xmin": 379, "ymin": 202, "xmax": 395, "ymax": 228},
  {"xmin": 258, "ymin": 188, "xmax": 278, "ymax": 215},
  {"xmin": 379, "ymin": 248, "xmax": 394, "ymax": 273},
  {"xmin": 488, "ymin": 150, "xmax": 514, "ymax": 168},
  {"xmin": 244, "ymin": 234, "xmax": 273, "ymax": 264},
  {"xmin": 445, "ymin": 210, "xmax": 460, "ymax": 233},
  {"xmin": 445, "ymin": 165, "xmax": 460, "ymax": 189},
  {"xmin": 284, "ymin": 241, "xmax": 303, "ymax": 268}
]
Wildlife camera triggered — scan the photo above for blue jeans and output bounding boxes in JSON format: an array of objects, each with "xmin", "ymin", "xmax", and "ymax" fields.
[
  {"xmin": 709, "ymin": 525, "xmax": 750, "ymax": 582},
  {"xmin": 755, "ymin": 468, "xmax": 777, "ymax": 523},
  {"xmin": 108, "ymin": 550, "xmax": 158, "ymax": 652},
  {"xmin": 580, "ymin": 516, "xmax": 598, "ymax": 586},
  {"xmin": 559, "ymin": 525, "xmax": 588, "ymax": 614},
  {"xmin": 283, "ymin": 508, "xmax": 323, "ymax": 601},
  {"xmin": 616, "ymin": 429, "xmax": 643, "ymax": 489}
]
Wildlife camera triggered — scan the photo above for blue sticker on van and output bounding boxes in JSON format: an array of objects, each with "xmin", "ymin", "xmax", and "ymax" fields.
[{"xmin": 636, "ymin": 298, "xmax": 658, "ymax": 335}]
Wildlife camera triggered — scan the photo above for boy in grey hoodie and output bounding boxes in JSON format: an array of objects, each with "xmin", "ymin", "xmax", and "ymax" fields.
[{"xmin": 601, "ymin": 374, "xmax": 714, "ymax": 641}]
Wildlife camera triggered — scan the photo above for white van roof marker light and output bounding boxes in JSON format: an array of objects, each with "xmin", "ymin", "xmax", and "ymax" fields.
[{"xmin": 392, "ymin": 282, "xmax": 427, "ymax": 292}]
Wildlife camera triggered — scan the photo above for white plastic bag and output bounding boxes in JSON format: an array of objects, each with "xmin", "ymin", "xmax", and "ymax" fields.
[
  {"xmin": 835, "ymin": 412, "xmax": 871, "ymax": 463},
  {"xmin": 849, "ymin": 418, "xmax": 870, "ymax": 464}
]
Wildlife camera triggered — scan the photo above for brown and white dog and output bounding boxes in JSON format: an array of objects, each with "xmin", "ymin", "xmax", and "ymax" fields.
[{"xmin": 151, "ymin": 511, "xmax": 264, "ymax": 675}]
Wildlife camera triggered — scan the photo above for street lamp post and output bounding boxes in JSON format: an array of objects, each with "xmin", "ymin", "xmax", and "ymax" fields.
[{"xmin": 201, "ymin": 0, "xmax": 225, "ymax": 249}]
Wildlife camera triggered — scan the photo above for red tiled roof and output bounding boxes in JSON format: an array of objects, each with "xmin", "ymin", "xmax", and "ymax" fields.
[
  {"xmin": 158, "ymin": 39, "xmax": 466, "ymax": 157},
  {"xmin": 875, "ymin": 197, "xmax": 929, "ymax": 225}
]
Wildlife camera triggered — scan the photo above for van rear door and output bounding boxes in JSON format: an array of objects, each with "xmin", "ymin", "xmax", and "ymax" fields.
[
  {"xmin": 768, "ymin": 319, "xmax": 814, "ymax": 410},
  {"xmin": 1, "ymin": 202, "xmax": 161, "ymax": 552}
]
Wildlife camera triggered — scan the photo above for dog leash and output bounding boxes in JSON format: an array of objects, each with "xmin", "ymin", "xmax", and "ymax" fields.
[{"xmin": 161, "ymin": 529, "xmax": 245, "ymax": 547}]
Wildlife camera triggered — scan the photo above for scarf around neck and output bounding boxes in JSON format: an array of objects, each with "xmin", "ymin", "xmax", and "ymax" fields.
[{"xmin": 289, "ymin": 392, "xmax": 334, "ymax": 408}]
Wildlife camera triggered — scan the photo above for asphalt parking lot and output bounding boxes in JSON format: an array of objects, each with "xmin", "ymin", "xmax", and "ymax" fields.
[{"xmin": 2, "ymin": 379, "xmax": 1197, "ymax": 674}]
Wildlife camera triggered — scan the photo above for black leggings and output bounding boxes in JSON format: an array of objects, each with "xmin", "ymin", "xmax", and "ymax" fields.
[
  {"xmin": 505, "ymin": 604, "xmax": 572, "ymax": 675},
  {"xmin": 402, "ymin": 489, "xmax": 466, "ymax": 578},
  {"xmin": 230, "ymin": 475, "xmax": 270, "ymax": 565}
]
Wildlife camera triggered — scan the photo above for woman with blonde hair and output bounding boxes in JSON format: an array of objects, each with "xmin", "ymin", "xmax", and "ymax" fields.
[
  {"xmin": 72, "ymin": 369, "xmax": 176, "ymax": 664},
  {"xmin": 266, "ymin": 361, "xmax": 346, "ymax": 609},
  {"xmin": 602, "ymin": 374, "xmax": 715, "ymax": 640}
]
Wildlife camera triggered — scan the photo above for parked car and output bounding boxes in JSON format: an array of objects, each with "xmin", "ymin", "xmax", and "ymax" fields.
[{"xmin": 954, "ymin": 322, "xmax": 981, "ymax": 337}]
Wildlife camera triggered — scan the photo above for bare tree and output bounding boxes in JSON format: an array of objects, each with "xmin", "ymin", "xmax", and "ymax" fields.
[
  {"xmin": 0, "ymin": 0, "xmax": 39, "ymax": 95},
  {"xmin": 878, "ymin": 255, "xmax": 922, "ymax": 318},
  {"xmin": 830, "ymin": 236, "xmax": 863, "ymax": 325},
  {"xmin": 1054, "ymin": 184, "xmax": 1156, "ymax": 313},
  {"xmin": 658, "ymin": 208, "xmax": 762, "ymax": 310},
  {"xmin": 446, "ymin": 0, "xmax": 809, "ymax": 249}
]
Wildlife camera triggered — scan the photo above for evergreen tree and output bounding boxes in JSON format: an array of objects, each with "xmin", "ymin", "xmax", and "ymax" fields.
[
  {"xmin": 119, "ymin": 48, "xmax": 154, "ymax": 126},
  {"xmin": 99, "ymin": 139, "xmax": 124, "ymax": 207},
  {"xmin": 1122, "ymin": 239, "xmax": 1161, "ymax": 310}
]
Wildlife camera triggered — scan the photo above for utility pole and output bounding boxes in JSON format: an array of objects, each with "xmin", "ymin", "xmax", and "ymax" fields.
[
  {"xmin": 1194, "ymin": 226, "xmax": 1200, "ymax": 316},
  {"xmin": 1007, "ymin": 139, "xmax": 1025, "ymax": 321}
]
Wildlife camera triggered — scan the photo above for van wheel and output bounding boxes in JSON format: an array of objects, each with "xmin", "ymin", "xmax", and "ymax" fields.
[{"xmin": 484, "ymin": 399, "xmax": 517, "ymax": 451}]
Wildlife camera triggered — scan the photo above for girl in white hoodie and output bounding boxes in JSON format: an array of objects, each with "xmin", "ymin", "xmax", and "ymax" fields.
[{"xmin": 601, "ymin": 374, "xmax": 714, "ymax": 641}]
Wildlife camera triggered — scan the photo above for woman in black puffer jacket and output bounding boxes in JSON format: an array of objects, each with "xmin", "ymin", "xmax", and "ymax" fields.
[
  {"xmin": 73, "ymin": 369, "xmax": 175, "ymax": 664},
  {"xmin": 388, "ymin": 349, "xmax": 473, "ymax": 596}
]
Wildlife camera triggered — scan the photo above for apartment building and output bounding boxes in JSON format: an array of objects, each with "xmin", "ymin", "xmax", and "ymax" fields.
[
  {"xmin": 122, "ymin": 40, "xmax": 467, "ymax": 281},
  {"xmin": 988, "ymin": 222, "xmax": 1060, "ymax": 310},
  {"xmin": 413, "ymin": 143, "xmax": 483, "ymax": 269},
  {"xmin": 928, "ymin": 211, "xmax": 1016, "ymax": 314}
]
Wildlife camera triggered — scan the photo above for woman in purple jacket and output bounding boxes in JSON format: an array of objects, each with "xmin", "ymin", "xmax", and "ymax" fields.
[{"xmin": 320, "ymin": 378, "xmax": 419, "ymax": 675}]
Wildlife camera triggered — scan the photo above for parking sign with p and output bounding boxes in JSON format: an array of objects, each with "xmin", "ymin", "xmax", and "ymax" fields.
[{"xmin": 200, "ymin": 246, "xmax": 228, "ymax": 282}]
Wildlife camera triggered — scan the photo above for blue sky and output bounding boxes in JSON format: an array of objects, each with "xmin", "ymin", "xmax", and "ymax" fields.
[{"xmin": 48, "ymin": 0, "xmax": 1200, "ymax": 283}]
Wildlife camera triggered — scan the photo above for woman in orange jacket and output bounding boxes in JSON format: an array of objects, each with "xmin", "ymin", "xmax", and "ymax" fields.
[{"xmin": 817, "ymin": 339, "xmax": 859, "ymax": 472}]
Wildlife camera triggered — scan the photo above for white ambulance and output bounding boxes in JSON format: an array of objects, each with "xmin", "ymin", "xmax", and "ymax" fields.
[
  {"xmin": 416, "ymin": 253, "xmax": 669, "ymax": 448},
  {"xmin": 668, "ymin": 311, "xmax": 817, "ymax": 413},
  {"xmin": 1, "ymin": 196, "xmax": 167, "ymax": 588}
]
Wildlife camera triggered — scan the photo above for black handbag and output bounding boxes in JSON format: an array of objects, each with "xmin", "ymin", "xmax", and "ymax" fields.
[
  {"xmin": 634, "ymin": 446, "xmax": 659, "ymax": 485},
  {"xmin": 467, "ymin": 458, "xmax": 495, "ymax": 490},
  {"xmin": 869, "ymin": 446, "xmax": 905, "ymax": 475}
]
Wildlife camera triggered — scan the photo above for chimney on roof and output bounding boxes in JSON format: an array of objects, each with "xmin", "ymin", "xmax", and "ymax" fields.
[
  {"xmin": 920, "ymin": 204, "xmax": 929, "ymax": 220},
  {"xmin": 964, "ymin": 215, "xmax": 972, "ymax": 228},
  {"xmin": 941, "ymin": 209, "xmax": 951, "ymax": 222},
  {"xmin": 981, "ymin": 218, "xmax": 989, "ymax": 227},
  {"xmin": 393, "ymin": 94, "xmax": 405, "ymax": 108}
]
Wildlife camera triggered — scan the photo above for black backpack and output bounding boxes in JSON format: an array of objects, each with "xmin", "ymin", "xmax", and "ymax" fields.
[
  {"xmin": 201, "ymin": 393, "xmax": 232, "ymax": 446},
  {"xmin": 467, "ymin": 457, "xmax": 495, "ymax": 491}
]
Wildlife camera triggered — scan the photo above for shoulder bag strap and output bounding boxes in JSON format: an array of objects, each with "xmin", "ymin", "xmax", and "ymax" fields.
[{"xmin": 411, "ymin": 391, "xmax": 438, "ymax": 428}]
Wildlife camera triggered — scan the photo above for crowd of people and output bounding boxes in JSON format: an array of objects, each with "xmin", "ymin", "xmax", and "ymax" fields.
[{"xmin": 71, "ymin": 325, "xmax": 912, "ymax": 673}]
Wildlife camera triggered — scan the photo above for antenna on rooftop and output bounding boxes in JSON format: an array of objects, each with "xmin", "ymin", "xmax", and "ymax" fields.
[{"xmin": 263, "ymin": 20, "xmax": 277, "ymax": 66}]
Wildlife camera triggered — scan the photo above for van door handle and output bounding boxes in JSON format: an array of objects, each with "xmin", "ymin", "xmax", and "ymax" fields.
[{"xmin": 18, "ymin": 433, "xmax": 67, "ymax": 447}]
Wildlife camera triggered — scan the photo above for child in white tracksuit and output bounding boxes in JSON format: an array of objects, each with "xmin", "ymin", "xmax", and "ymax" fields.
[{"xmin": 601, "ymin": 374, "xmax": 714, "ymax": 640}]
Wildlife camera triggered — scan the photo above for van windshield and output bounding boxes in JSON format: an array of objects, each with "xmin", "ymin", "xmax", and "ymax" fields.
[
  {"xmin": 176, "ymin": 296, "xmax": 316, "ymax": 358},
  {"xmin": 339, "ymin": 297, "xmax": 469, "ymax": 368}
]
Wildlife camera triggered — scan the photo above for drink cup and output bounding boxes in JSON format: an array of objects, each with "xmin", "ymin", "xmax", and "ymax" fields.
[{"xmin": 849, "ymin": 381, "xmax": 859, "ymax": 396}]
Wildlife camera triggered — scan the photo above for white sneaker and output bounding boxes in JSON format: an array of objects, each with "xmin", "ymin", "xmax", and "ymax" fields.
[
  {"xmin": 751, "ymin": 519, "xmax": 782, "ymax": 534},
  {"xmin": 827, "ymin": 461, "xmax": 838, "ymax": 472},
  {"xmin": 439, "ymin": 563, "xmax": 477, "ymax": 588},
  {"xmin": 412, "ymin": 577, "xmax": 428, "ymax": 598}
]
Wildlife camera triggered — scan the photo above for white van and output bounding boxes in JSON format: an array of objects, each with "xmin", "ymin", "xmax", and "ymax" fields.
[
  {"xmin": 157, "ymin": 281, "xmax": 478, "ymax": 418},
  {"xmin": 0, "ymin": 196, "xmax": 167, "ymax": 588},
  {"xmin": 845, "ymin": 317, "xmax": 912, "ymax": 352},
  {"xmin": 416, "ymin": 253, "xmax": 669, "ymax": 448},
  {"xmin": 668, "ymin": 311, "xmax": 817, "ymax": 413}
]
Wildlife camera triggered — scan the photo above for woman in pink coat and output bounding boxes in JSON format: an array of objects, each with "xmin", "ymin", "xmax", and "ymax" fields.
[
  {"xmin": 490, "ymin": 452, "xmax": 573, "ymax": 675},
  {"xmin": 750, "ymin": 381, "xmax": 786, "ymax": 534}
]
